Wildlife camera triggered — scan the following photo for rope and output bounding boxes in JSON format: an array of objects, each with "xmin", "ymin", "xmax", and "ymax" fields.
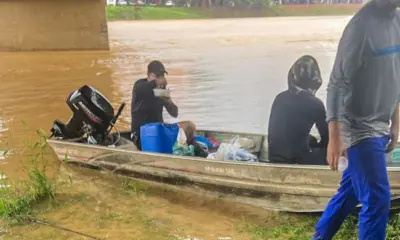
[{"xmin": 31, "ymin": 218, "xmax": 103, "ymax": 240}]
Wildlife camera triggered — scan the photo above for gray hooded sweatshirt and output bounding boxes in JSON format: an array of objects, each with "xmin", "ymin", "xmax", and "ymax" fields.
[{"xmin": 326, "ymin": 2, "xmax": 400, "ymax": 148}]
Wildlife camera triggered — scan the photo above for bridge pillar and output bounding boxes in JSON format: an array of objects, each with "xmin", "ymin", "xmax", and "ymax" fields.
[{"xmin": 0, "ymin": 0, "xmax": 109, "ymax": 51}]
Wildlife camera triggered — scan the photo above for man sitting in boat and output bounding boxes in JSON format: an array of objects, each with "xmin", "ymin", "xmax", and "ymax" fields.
[
  {"xmin": 131, "ymin": 60, "xmax": 178, "ymax": 150},
  {"xmin": 267, "ymin": 55, "xmax": 328, "ymax": 165}
]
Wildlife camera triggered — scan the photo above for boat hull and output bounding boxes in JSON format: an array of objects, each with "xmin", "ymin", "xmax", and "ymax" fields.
[{"xmin": 47, "ymin": 139, "xmax": 400, "ymax": 213}]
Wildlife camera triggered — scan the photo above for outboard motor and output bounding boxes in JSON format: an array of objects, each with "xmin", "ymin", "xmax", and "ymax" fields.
[{"xmin": 50, "ymin": 85, "xmax": 125, "ymax": 145}]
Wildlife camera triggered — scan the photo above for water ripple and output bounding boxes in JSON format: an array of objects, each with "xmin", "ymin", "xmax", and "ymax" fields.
[{"xmin": 0, "ymin": 16, "xmax": 349, "ymax": 156}]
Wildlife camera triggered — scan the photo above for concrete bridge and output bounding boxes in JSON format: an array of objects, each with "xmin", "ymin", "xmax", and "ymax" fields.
[{"xmin": 0, "ymin": 0, "xmax": 109, "ymax": 51}]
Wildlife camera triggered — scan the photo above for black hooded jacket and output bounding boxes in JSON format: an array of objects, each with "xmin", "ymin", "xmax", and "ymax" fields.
[{"xmin": 267, "ymin": 56, "xmax": 329, "ymax": 164}]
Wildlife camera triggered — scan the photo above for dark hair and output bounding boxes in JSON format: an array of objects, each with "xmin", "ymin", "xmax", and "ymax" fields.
[{"xmin": 147, "ymin": 60, "xmax": 168, "ymax": 76}]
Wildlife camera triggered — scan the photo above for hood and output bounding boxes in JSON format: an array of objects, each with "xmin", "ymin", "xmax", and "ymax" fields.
[{"xmin": 287, "ymin": 55, "xmax": 322, "ymax": 95}]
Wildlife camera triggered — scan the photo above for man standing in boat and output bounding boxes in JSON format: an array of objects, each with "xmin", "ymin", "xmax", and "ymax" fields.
[
  {"xmin": 131, "ymin": 60, "xmax": 178, "ymax": 150},
  {"xmin": 312, "ymin": 1, "xmax": 400, "ymax": 240}
]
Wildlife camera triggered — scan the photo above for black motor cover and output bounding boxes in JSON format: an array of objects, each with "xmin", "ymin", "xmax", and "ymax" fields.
[
  {"xmin": 51, "ymin": 85, "xmax": 115, "ymax": 142},
  {"xmin": 67, "ymin": 85, "xmax": 114, "ymax": 130}
]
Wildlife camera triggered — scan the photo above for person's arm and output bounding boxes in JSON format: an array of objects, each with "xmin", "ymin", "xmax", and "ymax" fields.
[
  {"xmin": 326, "ymin": 16, "xmax": 367, "ymax": 170},
  {"xmin": 327, "ymin": 16, "xmax": 366, "ymax": 123},
  {"xmin": 131, "ymin": 87, "xmax": 136, "ymax": 132},
  {"xmin": 394, "ymin": 103, "xmax": 400, "ymax": 130},
  {"xmin": 387, "ymin": 104, "xmax": 399, "ymax": 153},
  {"xmin": 315, "ymin": 100, "xmax": 329, "ymax": 148},
  {"xmin": 134, "ymin": 80, "xmax": 157, "ymax": 101},
  {"xmin": 162, "ymin": 98, "xmax": 178, "ymax": 118}
]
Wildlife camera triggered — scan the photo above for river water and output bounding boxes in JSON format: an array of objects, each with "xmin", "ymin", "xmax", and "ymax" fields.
[{"xmin": 0, "ymin": 16, "xmax": 351, "ymax": 175}]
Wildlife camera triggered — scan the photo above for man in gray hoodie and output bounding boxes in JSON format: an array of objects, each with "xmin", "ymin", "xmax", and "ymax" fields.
[{"xmin": 312, "ymin": 1, "xmax": 400, "ymax": 239}]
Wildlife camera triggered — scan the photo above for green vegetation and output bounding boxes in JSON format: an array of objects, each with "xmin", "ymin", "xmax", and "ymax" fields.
[
  {"xmin": 106, "ymin": 4, "xmax": 362, "ymax": 21},
  {"xmin": 242, "ymin": 214, "xmax": 400, "ymax": 240},
  {"xmin": 106, "ymin": 6, "xmax": 207, "ymax": 20},
  {"xmin": 0, "ymin": 129, "xmax": 56, "ymax": 223},
  {"xmin": 121, "ymin": 179, "xmax": 149, "ymax": 196}
]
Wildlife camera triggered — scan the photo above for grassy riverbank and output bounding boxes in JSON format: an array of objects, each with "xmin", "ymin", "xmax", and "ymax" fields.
[
  {"xmin": 3, "ymin": 163, "xmax": 400, "ymax": 240},
  {"xmin": 1, "ymin": 161, "xmax": 318, "ymax": 240},
  {"xmin": 106, "ymin": 4, "xmax": 362, "ymax": 21}
]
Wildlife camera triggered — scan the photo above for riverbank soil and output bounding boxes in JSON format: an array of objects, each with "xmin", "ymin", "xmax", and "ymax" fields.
[
  {"xmin": 1, "ymin": 155, "xmax": 400, "ymax": 239},
  {"xmin": 0, "ymin": 165, "xmax": 317, "ymax": 240}
]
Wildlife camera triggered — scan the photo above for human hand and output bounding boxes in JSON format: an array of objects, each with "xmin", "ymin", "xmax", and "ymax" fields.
[
  {"xmin": 148, "ymin": 73, "xmax": 167, "ymax": 88},
  {"xmin": 386, "ymin": 124, "xmax": 399, "ymax": 153},
  {"xmin": 327, "ymin": 122, "xmax": 346, "ymax": 171},
  {"xmin": 160, "ymin": 96, "xmax": 172, "ymax": 103},
  {"xmin": 148, "ymin": 73, "xmax": 157, "ymax": 81},
  {"xmin": 155, "ymin": 75, "xmax": 167, "ymax": 89},
  {"xmin": 387, "ymin": 105, "xmax": 399, "ymax": 153}
]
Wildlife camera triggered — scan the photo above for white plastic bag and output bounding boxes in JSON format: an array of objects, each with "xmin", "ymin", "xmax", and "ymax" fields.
[
  {"xmin": 176, "ymin": 127, "xmax": 187, "ymax": 146},
  {"xmin": 230, "ymin": 136, "xmax": 255, "ymax": 152},
  {"xmin": 207, "ymin": 152, "xmax": 217, "ymax": 160},
  {"xmin": 215, "ymin": 143, "xmax": 237, "ymax": 161},
  {"xmin": 227, "ymin": 148, "xmax": 257, "ymax": 162},
  {"xmin": 215, "ymin": 135, "xmax": 258, "ymax": 161},
  {"xmin": 215, "ymin": 135, "xmax": 240, "ymax": 161}
]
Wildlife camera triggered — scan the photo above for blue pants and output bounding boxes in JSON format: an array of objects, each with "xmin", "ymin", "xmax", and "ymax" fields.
[{"xmin": 312, "ymin": 136, "xmax": 391, "ymax": 240}]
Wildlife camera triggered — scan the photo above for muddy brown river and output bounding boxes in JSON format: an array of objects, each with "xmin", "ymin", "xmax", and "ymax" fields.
[{"xmin": 0, "ymin": 16, "xmax": 351, "ymax": 176}]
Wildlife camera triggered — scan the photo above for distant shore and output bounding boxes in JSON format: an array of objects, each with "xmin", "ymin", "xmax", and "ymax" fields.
[{"xmin": 106, "ymin": 4, "xmax": 362, "ymax": 21}]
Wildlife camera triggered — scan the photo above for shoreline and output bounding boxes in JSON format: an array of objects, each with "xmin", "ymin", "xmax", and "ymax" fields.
[{"xmin": 106, "ymin": 4, "xmax": 362, "ymax": 21}]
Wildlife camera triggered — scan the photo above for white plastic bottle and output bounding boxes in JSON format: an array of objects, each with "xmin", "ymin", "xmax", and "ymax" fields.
[
  {"xmin": 177, "ymin": 127, "xmax": 187, "ymax": 146},
  {"xmin": 338, "ymin": 156, "xmax": 348, "ymax": 172}
]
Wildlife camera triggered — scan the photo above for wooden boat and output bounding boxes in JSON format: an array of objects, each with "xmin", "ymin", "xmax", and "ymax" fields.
[{"xmin": 47, "ymin": 129, "xmax": 400, "ymax": 213}]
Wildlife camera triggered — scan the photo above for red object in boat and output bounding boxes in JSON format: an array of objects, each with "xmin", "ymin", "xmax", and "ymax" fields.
[{"xmin": 207, "ymin": 137, "xmax": 221, "ymax": 148}]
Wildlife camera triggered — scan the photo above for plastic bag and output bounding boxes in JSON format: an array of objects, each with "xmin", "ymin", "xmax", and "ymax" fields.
[
  {"xmin": 231, "ymin": 136, "xmax": 255, "ymax": 152},
  {"xmin": 215, "ymin": 135, "xmax": 258, "ymax": 162},
  {"xmin": 215, "ymin": 136, "xmax": 240, "ymax": 161},
  {"xmin": 173, "ymin": 127, "xmax": 195, "ymax": 156},
  {"xmin": 177, "ymin": 127, "xmax": 187, "ymax": 146},
  {"xmin": 207, "ymin": 152, "xmax": 217, "ymax": 160},
  {"xmin": 173, "ymin": 143, "xmax": 195, "ymax": 156},
  {"xmin": 215, "ymin": 143, "xmax": 236, "ymax": 161},
  {"xmin": 227, "ymin": 148, "xmax": 257, "ymax": 162}
]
